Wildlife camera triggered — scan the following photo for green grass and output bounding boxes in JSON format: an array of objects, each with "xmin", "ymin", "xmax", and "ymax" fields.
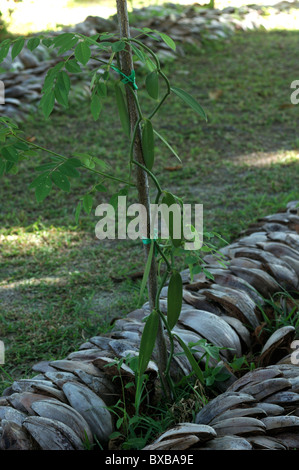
[{"xmin": 1, "ymin": 28, "xmax": 299, "ymax": 393}]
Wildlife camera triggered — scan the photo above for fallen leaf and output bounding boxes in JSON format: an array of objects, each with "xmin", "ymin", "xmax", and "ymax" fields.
[
  {"xmin": 164, "ymin": 165, "xmax": 182, "ymax": 171},
  {"xmin": 208, "ymin": 89, "xmax": 223, "ymax": 100}
]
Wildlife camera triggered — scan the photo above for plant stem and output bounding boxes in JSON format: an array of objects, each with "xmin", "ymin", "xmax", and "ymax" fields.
[
  {"xmin": 116, "ymin": 0, "xmax": 170, "ymax": 397},
  {"xmin": 15, "ymin": 134, "xmax": 134, "ymax": 187}
]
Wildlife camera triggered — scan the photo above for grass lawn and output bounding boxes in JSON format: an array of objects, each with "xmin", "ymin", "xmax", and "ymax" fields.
[{"xmin": 1, "ymin": 28, "xmax": 299, "ymax": 393}]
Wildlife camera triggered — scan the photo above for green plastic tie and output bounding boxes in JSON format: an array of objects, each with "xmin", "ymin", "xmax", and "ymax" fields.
[
  {"xmin": 142, "ymin": 230, "xmax": 158, "ymax": 255},
  {"xmin": 111, "ymin": 65, "xmax": 138, "ymax": 90}
]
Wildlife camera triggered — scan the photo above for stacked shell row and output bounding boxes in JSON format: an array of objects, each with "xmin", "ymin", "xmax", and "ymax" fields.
[{"xmin": 0, "ymin": 201, "xmax": 298, "ymax": 450}]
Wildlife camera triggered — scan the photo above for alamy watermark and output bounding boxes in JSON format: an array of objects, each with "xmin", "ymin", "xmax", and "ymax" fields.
[
  {"xmin": 290, "ymin": 80, "xmax": 299, "ymax": 104},
  {"xmin": 0, "ymin": 80, "xmax": 4, "ymax": 105},
  {"xmin": 0, "ymin": 340, "xmax": 4, "ymax": 365},
  {"xmin": 95, "ymin": 197, "xmax": 203, "ymax": 250}
]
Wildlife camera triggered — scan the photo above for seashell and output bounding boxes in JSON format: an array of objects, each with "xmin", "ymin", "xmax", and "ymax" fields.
[
  {"xmin": 259, "ymin": 213, "xmax": 291, "ymax": 224},
  {"xmin": 267, "ymin": 231, "xmax": 299, "ymax": 251},
  {"xmin": 198, "ymin": 435, "xmax": 252, "ymax": 450},
  {"xmin": 7, "ymin": 392, "xmax": 57, "ymax": 415},
  {"xmin": 92, "ymin": 356, "xmax": 135, "ymax": 378},
  {"xmin": 151, "ymin": 423, "xmax": 217, "ymax": 444},
  {"xmin": 62, "ymin": 382, "xmax": 113, "ymax": 443},
  {"xmin": 11, "ymin": 379, "xmax": 55, "ymax": 394},
  {"xmin": 265, "ymin": 262, "xmax": 299, "ymax": 290},
  {"xmin": 31, "ymin": 398, "xmax": 93, "ymax": 443},
  {"xmin": 49, "ymin": 359, "xmax": 103, "ymax": 377},
  {"xmin": 288, "ymin": 377, "xmax": 299, "ymax": 393},
  {"xmin": 209, "ymin": 406, "xmax": 267, "ymax": 425},
  {"xmin": 74, "ymin": 369, "xmax": 118, "ymax": 406},
  {"xmin": 126, "ymin": 308, "xmax": 147, "ymax": 321},
  {"xmin": 229, "ymin": 256, "xmax": 262, "ymax": 270},
  {"xmin": 262, "ymin": 391, "xmax": 299, "ymax": 407},
  {"xmin": 30, "ymin": 384, "xmax": 68, "ymax": 403},
  {"xmin": 211, "ymin": 416, "xmax": 266, "ymax": 437},
  {"xmin": 259, "ymin": 326, "xmax": 296, "ymax": 366},
  {"xmin": 79, "ymin": 342, "xmax": 99, "ymax": 350},
  {"xmin": 44, "ymin": 371, "xmax": 81, "ymax": 388},
  {"xmin": 172, "ymin": 327, "xmax": 217, "ymax": 366},
  {"xmin": 229, "ymin": 266, "xmax": 280, "ymax": 298},
  {"xmin": 256, "ymin": 241, "xmax": 299, "ymax": 262},
  {"xmin": 89, "ymin": 336, "xmax": 113, "ymax": 349},
  {"xmin": 199, "ymin": 284, "xmax": 259, "ymax": 329},
  {"xmin": 280, "ymin": 255, "xmax": 299, "ymax": 277},
  {"xmin": 143, "ymin": 435, "xmax": 200, "ymax": 451},
  {"xmin": 110, "ymin": 330, "xmax": 141, "ymax": 343},
  {"xmin": 248, "ymin": 435, "xmax": 287, "ymax": 450},
  {"xmin": 238, "ymin": 378, "xmax": 291, "ymax": 401},
  {"xmin": 238, "ymin": 233, "xmax": 269, "ymax": 245},
  {"xmin": 253, "ymin": 402, "xmax": 285, "ymax": 416},
  {"xmin": 23, "ymin": 415, "xmax": 84, "ymax": 450},
  {"xmin": 31, "ymin": 361, "xmax": 57, "ymax": 373},
  {"xmin": 67, "ymin": 349, "xmax": 110, "ymax": 362},
  {"xmin": 178, "ymin": 309, "xmax": 242, "ymax": 359},
  {"xmin": 195, "ymin": 392, "xmax": 255, "ymax": 425},
  {"xmin": 0, "ymin": 419, "xmax": 37, "ymax": 450},
  {"xmin": 183, "ymin": 291, "xmax": 225, "ymax": 316},
  {"xmin": 262, "ymin": 416, "xmax": 299, "ymax": 434},
  {"xmin": 268, "ymin": 364, "xmax": 299, "ymax": 379},
  {"xmin": 274, "ymin": 432, "xmax": 299, "ymax": 449},
  {"xmin": 208, "ymin": 270, "xmax": 264, "ymax": 305},
  {"xmin": 220, "ymin": 315, "xmax": 251, "ymax": 350},
  {"xmin": 108, "ymin": 339, "xmax": 139, "ymax": 357},
  {"xmin": 0, "ymin": 406, "xmax": 27, "ymax": 426},
  {"xmin": 227, "ymin": 367, "xmax": 282, "ymax": 392}
]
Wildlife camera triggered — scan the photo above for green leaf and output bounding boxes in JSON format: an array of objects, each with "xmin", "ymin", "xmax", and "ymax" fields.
[
  {"xmin": 0, "ymin": 42, "xmax": 10, "ymax": 62},
  {"xmin": 59, "ymin": 162, "xmax": 80, "ymax": 178},
  {"xmin": 153, "ymin": 130, "xmax": 181, "ymax": 163},
  {"xmin": 155, "ymin": 31, "xmax": 176, "ymax": 51},
  {"xmin": 95, "ymin": 183, "xmax": 107, "ymax": 192},
  {"xmin": 0, "ymin": 159, "xmax": 5, "ymax": 176},
  {"xmin": 40, "ymin": 90, "xmax": 55, "ymax": 119},
  {"xmin": 138, "ymin": 239, "xmax": 155, "ymax": 306},
  {"xmin": 52, "ymin": 33, "xmax": 77, "ymax": 53},
  {"xmin": 130, "ymin": 44, "xmax": 146, "ymax": 63},
  {"xmin": 75, "ymin": 201, "xmax": 81, "ymax": 224},
  {"xmin": 42, "ymin": 38, "xmax": 53, "ymax": 47},
  {"xmin": 141, "ymin": 119, "xmax": 155, "ymax": 171},
  {"xmin": 29, "ymin": 172, "xmax": 50, "ymax": 189},
  {"xmin": 51, "ymin": 170, "xmax": 70, "ymax": 192},
  {"xmin": 174, "ymin": 334, "xmax": 204, "ymax": 383},
  {"xmin": 11, "ymin": 37, "xmax": 25, "ymax": 59},
  {"xmin": 27, "ymin": 37, "xmax": 40, "ymax": 51},
  {"xmin": 111, "ymin": 40, "xmax": 126, "ymax": 52},
  {"xmin": 54, "ymin": 71, "xmax": 71, "ymax": 108},
  {"xmin": 114, "ymin": 82, "xmax": 130, "ymax": 138},
  {"xmin": 90, "ymin": 94, "xmax": 102, "ymax": 121},
  {"xmin": 167, "ymin": 271, "xmax": 183, "ymax": 330},
  {"xmin": 171, "ymin": 86, "xmax": 207, "ymax": 121},
  {"xmin": 34, "ymin": 175, "xmax": 52, "ymax": 203},
  {"xmin": 1, "ymin": 146, "xmax": 19, "ymax": 163},
  {"xmin": 96, "ymin": 82, "xmax": 107, "ymax": 98},
  {"xmin": 65, "ymin": 59, "xmax": 82, "ymax": 74},
  {"xmin": 145, "ymin": 70, "xmax": 159, "ymax": 100},
  {"xmin": 83, "ymin": 194, "xmax": 93, "ymax": 214},
  {"xmin": 66, "ymin": 157, "xmax": 82, "ymax": 167},
  {"xmin": 138, "ymin": 309, "xmax": 159, "ymax": 378},
  {"xmin": 75, "ymin": 41, "xmax": 91, "ymax": 66}
]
